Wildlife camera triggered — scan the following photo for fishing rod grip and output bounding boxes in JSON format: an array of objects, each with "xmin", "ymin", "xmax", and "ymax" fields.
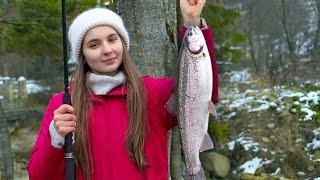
[{"xmin": 63, "ymin": 92, "xmax": 74, "ymax": 180}]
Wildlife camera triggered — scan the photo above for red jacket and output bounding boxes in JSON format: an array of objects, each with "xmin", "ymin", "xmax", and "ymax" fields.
[{"xmin": 27, "ymin": 26, "xmax": 218, "ymax": 180}]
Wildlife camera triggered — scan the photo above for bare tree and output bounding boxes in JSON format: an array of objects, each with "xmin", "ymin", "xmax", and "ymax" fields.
[
  {"xmin": 242, "ymin": 0, "xmax": 283, "ymax": 81},
  {"xmin": 240, "ymin": 0, "xmax": 311, "ymax": 85},
  {"xmin": 244, "ymin": 0, "xmax": 259, "ymax": 74},
  {"xmin": 311, "ymin": 0, "xmax": 320, "ymax": 62}
]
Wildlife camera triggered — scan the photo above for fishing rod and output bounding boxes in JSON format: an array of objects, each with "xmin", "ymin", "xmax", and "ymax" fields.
[{"xmin": 61, "ymin": 0, "xmax": 74, "ymax": 179}]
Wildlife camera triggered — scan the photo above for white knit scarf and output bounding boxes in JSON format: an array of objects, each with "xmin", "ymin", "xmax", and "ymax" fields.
[{"xmin": 87, "ymin": 71, "xmax": 126, "ymax": 95}]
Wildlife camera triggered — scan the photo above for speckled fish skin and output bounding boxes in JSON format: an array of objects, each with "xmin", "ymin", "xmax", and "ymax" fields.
[{"xmin": 177, "ymin": 26, "xmax": 213, "ymax": 176}]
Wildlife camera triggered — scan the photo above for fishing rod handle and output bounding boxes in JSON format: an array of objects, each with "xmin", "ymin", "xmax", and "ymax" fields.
[{"xmin": 63, "ymin": 92, "xmax": 74, "ymax": 180}]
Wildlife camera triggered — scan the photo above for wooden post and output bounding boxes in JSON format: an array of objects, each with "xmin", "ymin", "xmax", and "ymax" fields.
[
  {"xmin": 18, "ymin": 77, "xmax": 27, "ymax": 99},
  {"xmin": 3, "ymin": 78, "xmax": 14, "ymax": 101},
  {"xmin": 0, "ymin": 100, "xmax": 14, "ymax": 180},
  {"xmin": 0, "ymin": 80, "xmax": 3, "ymax": 100}
]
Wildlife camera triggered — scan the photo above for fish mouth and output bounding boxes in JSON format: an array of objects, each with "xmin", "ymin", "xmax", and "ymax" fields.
[{"xmin": 188, "ymin": 45, "xmax": 204, "ymax": 55}]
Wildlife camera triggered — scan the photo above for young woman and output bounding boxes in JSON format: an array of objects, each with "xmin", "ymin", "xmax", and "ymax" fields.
[{"xmin": 27, "ymin": 0, "xmax": 218, "ymax": 179}]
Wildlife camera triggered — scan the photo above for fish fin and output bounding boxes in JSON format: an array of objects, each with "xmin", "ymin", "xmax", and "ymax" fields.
[
  {"xmin": 200, "ymin": 133, "xmax": 214, "ymax": 152},
  {"xmin": 208, "ymin": 101, "xmax": 217, "ymax": 117},
  {"xmin": 166, "ymin": 94, "xmax": 177, "ymax": 116},
  {"xmin": 183, "ymin": 167, "xmax": 205, "ymax": 180}
]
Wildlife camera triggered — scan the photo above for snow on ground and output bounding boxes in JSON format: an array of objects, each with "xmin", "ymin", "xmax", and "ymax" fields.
[
  {"xmin": 18, "ymin": 76, "xmax": 26, "ymax": 81},
  {"xmin": 26, "ymin": 80, "xmax": 50, "ymax": 94},
  {"xmin": 222, "ymin": 69, "xmax": 320, "ymax": 175},
  {"xmin": 0, "ymin": 76, "xmax": 50, "ymax": 95},
  {"xmin": 239, "ymin": 157, "xmax": 273, "ymax": 174},
  {"xmin": 224, "ymin": 69, "xmax": 320, "ymax": 121},
  {"xmin": 306, "ymin": 138, "xmax": 320, "ymax": 151},
  {"xmin": 0, "ymin": 76, "xmax": 10, "ymax": 80},
  {"xmin": 313, "ymin": 128, "xmax": 320, "ymax": 136},
  {"xmin": 301, "ymin": 108, "xmax": 316, "ymax": 121},
  {"xmin": 228, "ymin": 133, "xmax": 260, "ymax": 152},
  {"xmin": 229, "ymin": 69, "xmax": 251, "ymax": 84}
]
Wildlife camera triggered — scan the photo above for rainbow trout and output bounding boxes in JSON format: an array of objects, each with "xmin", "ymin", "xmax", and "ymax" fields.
[{"xmin": 169, "ymin": 26, "xmax": 216, "ymax": 179}]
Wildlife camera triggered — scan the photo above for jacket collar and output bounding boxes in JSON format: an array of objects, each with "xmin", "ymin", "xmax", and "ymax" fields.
[
  {"xmin": 106, "ymin": 85, "xmax": 128, "ymax": 96},
  {"xmin": 88, "ymin": 85, "xmax": 128, "ymax": 102}
]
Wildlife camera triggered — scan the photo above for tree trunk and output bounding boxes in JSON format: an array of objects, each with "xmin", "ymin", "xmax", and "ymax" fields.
[
  {"xmin": 280, "ymin": 0, "xmax": 297, "ymax": 69},
  {"xmin": 114, "ymin": 1, "xmax": 183, "ymax": 179},
  {"xmin": 248, "ymin": 33, "xmax": 258, "ymax": 74},
  {"xmin": 170, "ymin": 127, "xmax": 183, "ymax": 180},
  {"xmin": 313, "ymin": 0, "xmax": 320, "ymax": 62},
  {"xmin": 114, "ymin": 0, "xmax": 178, "ymax": 76},
  {"xmin": 0, "ymin": 101, "xmax": 14, "ymax": 180}
]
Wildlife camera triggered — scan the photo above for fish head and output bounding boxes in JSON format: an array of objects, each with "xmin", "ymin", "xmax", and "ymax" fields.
[{"xmin": 185, "ymin": 26, "xmax": 205, "ymax": 57}]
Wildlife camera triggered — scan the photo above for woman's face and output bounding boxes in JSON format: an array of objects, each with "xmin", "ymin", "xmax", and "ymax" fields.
[{"xmin": 82, "ymin": 25, "xmax": 124, "ymax": 76}]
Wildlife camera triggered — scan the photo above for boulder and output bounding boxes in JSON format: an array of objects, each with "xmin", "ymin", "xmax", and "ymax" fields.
[{"xmin": 200, "ymin": 151, "xmax": 230, "ymax": 178}]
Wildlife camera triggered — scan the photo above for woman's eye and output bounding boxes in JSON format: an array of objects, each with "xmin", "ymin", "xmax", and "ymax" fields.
[
  {"xmin": 89, "ymin": 43, "xmax": 98, "ymax": 48},
  {"xmin": 109, "ymin": 37, "xmax": 118, "ymax": 43}
]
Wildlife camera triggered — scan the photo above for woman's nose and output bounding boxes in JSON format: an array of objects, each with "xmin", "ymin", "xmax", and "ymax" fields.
[{"xmin": 102, "ymin": 42, "xmax": 112, "ymax": 54}]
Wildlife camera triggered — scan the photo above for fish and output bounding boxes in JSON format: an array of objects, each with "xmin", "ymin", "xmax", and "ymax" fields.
[{"xmin": 168, "ymin": 25, "xmax": 217, "ymax": 179}]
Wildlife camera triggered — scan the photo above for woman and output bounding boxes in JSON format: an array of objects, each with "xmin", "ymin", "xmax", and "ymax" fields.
[{"xmin": 27, "ymin": 0, "xmax": 219, "ymax": 179}]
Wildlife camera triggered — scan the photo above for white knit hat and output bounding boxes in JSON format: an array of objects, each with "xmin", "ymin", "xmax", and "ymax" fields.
[{"xmin": 68, "ymin": 8, "xmax": 129, "ymax": 62}]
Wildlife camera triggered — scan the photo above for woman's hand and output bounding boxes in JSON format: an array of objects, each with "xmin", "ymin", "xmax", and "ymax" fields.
[
  {"xmin": 53, "ymin": 104, "xmax": 76, "ymax": 138},
  {"xmin": 180, "ymin": 0, "xmax": 206, "ymax": 27}
]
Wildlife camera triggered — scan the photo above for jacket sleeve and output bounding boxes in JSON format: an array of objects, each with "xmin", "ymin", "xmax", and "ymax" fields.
[
  {"xmin": 27, "ymin": 92, "xmax": 65, "ymax": 180},
  {"xmin": 154, "ymin": 77, "xmax": 177, "ymax": 130},
  {"xmin": 144, "ymin": 77, "xmax": 178, "ymax": 131},
  {"xmin": 178, "ymin": 25, "xmax": 219, "ymax": 104}
]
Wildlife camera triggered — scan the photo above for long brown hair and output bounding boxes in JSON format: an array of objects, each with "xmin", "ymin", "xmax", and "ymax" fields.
[{"xmin": 71, "ymin": 39, "xmax": 148, "ymax": 179}]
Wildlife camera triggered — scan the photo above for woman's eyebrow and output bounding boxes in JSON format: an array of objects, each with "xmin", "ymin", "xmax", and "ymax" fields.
[
  {"xmin": 108, "ymin": 33, "xmax": 119, "ymax": 38},
  {"xmin": 86, "ymin": 33, "xmax": 119, "ymax": 45}
]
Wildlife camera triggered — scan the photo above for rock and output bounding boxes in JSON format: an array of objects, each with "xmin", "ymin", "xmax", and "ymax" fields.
[
  {"xmin": 273, "ymin": 177, "xmax": 291, "ymax": 180},
  {"xmin": 240, "ymin": 173, "xmax": 267, "ymax": 180},
  {"xmin": 289, "ymin": 108, "xmax": 297, "ymax": 114},
  {"xmin": 204, "ymin": 169, "xmax": 211, "ymax": 180},
  {"xmin": 248, "ymin": 124, "xmax": 254, "ymax": 128},
  {"xmin": 293, "ymin": 101, "xmax": 300, "ymax": 106},
  {"xmin": 276, "ymin": 149, "xmax": 284, "ymax": 155},
  {"xmin": 239, "ymin": 174, "xmax": 256, "ymax": 180},
  {"xmin": 269, "ymin": 135, "xmax": 275, "ymax": 140},
  {"xmin": 308, "ymin": 165, "xmax": 315, "ymax": 172},
  {"xmin": 279, "ymin": 110, "xmax": 291, "ymax": 119},
  {"xmin": 200, "ymin": 151, "xmax": 230, "ymax": 178},
  {"xmin": 220, "ymin": 99, "xmax": 230, "ymax": 105},
  {"xmin": 261, "ymin": 137, "xmax": 270, "ymax": 143},
  {"xmin": 245, "ymin": 91, "xmax": 256, "ymax": 97},
  {"xmin": 314, "ymin": 150, "xmax": 320, "ymax": 159},
  {"xmin": 269, "ymin": 102, "xmax": 278, "ymax": 110},
  {"xmin": 297, "ymin": 171, "xmax": 305, "ymax": 176},
  {"xmin": 267, "ymin": 123, "xmax": 275, "ymax": 129},
  {"xmin": 281, "ymin": 96, "xmax": 294, "ymax": 104}
]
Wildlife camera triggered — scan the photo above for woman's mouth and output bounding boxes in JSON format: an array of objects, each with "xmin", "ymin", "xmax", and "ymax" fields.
[{"xmin": 102, "ymin": 58, "xmax": 116, "ymax": 65}]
